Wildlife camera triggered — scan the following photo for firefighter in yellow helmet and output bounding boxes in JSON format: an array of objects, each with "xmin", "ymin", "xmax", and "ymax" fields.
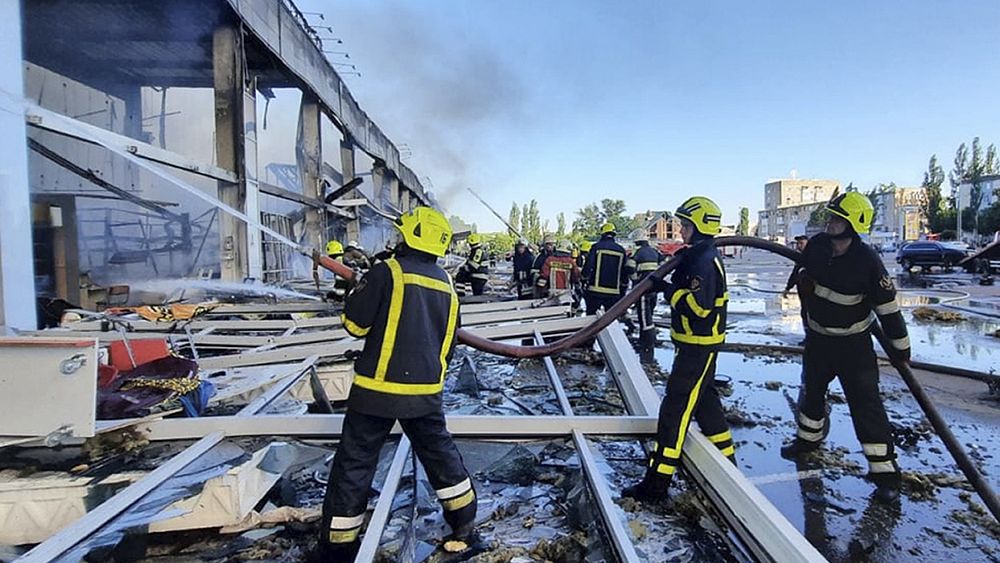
[
  {"xmin": 779, "ymin": 191, "xmax": 910, "ymax": 503},
  {"xmin": 321, "ymin": 241, "xmax": 349, "ymax": 301},
  {"xmin": 624, "ymin": 196, "xmax": 734, "ymax": 503},
  {"xmin": 581, "ymin": 222, "xmax": 631, "ymax": 314},
  {"xmin": 626, "ymin": 233, "xmax": 663, "ymax": 358},
  {"xmin": 457, "ymin": 232, "xmax": 489, "ymax": 296},
  {"xmin": 320, "ymin": 206, "xmax": 477, "ymax": 560}
]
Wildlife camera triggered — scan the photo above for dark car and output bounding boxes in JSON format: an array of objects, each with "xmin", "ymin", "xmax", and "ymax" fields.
[{"xmin": 896, "ymin": 241, "xmax": 967, "ymax": 272}]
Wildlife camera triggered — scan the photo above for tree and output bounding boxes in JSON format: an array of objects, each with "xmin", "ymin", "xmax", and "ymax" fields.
[
  {"xmin": 865, "ymin": 182, "xmax": 896, "ymax": 229},
  {"xmin": 556, "ymin": 212, "xmax": 566, "ymax": 237},
  {"xmin": 508, "ymin": 202, "xmax": 521, "ymax": 236},
  {"xmin": 600, "ymin": 198, "xmax": 640, "ymax": 236},
  {"xmin": 951, "ymin": 138, "xmax": 998, "ymax": 236},
  {"xmin": 525, "ymin": 200, "xmax": 542, "ymax": 243},
  {"xmin": 521, "ymin": 203, "xmax": 530, "ymax": 240},
  {"xmin": 737, "ymin": 207, "xmax": 749, "ymax": 236},
  {"xmin": 572, "ymin": 203, "xmax": 602, "ymax": 236},
  {"xmin": 921, "ymin": 154, "xmax": 947, "ymax": 233}
]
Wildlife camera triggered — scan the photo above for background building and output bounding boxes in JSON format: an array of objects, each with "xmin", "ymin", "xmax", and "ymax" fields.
[
  {"xmin": 756, "ymin": 178, "xmax": 840, "ymax": 242},
  {"xmin": 634, "ymin": 210, "xmax": 682, "ymax": 241},
  {"xmin": 869, "ymin": 186, "xmax": 925, "ymax": 247}
]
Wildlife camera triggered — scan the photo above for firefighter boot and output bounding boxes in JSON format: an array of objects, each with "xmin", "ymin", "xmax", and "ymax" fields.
[
  {"xmin": 871, "ymin": 473, "xmax": 901, "ymax": 504},
  {"xmin": 779, "ymin": 438, "xmax": 821, "ymax": 459},
  {"xmin": 621, "ymin": 470, "xmax": 671, "ymax": 504}
]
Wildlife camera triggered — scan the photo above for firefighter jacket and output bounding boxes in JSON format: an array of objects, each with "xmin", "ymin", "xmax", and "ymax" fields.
[
  {"xmin": 663, "ymin": 242, "xmax": 728, "ymax": 347},
  {"xmin": 627, "ymin": 243, "xmax": 662, "ymax": 285},
  {"xmin": 512, "ymin": 249, "xmax": 535, "ymax": 284},
  {"xmin": 464, "ymin": 246, "xmax": 489, "ymax": 281},
  {"xmin": 538, "ymin": 252, "xmax": 581, "ymax": 290},
  {"xmin": 341, "ymin": 249, "xmax": 460, "ymax": 418},
  {"xmin": 799, "ymin": 233, "xmax": 910, "ymax": 356},
  {"xmin": 531, "ymin": 249, "xmax": 551, "ymax": 280},
  {"xmin": 582, "ymin": 235, "xmax": 630, "ymax": 296}
]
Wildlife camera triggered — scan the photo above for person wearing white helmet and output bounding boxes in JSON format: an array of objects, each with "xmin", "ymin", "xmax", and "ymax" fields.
[
  {"xmin": 511, "ymin": 238, "xmax": 535, "ymax": 300},
  {"xmin": 537, "ymin": 239, "xmax": 581, "ymax": 294}
]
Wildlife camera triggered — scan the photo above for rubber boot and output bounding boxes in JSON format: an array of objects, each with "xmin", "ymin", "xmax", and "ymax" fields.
[
  {"xmin": 871, "ymin": 473, "xmax": 901, "ymax": 504},
  {"xmin": 779, "ymin": 438, "xmax": 821, "ymax": 459},
  {"xmin": 621, "ymin": 470, "xmax": 671, "ymax": 504},
  {"xmin": 315, "ymin": 540, "xmax": 360, "ymax": 563}
]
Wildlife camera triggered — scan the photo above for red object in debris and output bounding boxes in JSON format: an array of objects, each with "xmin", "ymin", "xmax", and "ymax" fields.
[
  {"xmin": 98, "ymin": 364, "xmax": 120, "ymax": 390},
  {"xmin": 657, "ymin": 241, "xmax": 686, "ymax": 256},
  {"xmin": 108, "ymin": 338, "xmax": 170, "ymax": 371}
]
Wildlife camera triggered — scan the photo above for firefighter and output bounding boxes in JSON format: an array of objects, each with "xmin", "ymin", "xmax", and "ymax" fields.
[
  {"xmin": 537, "ymin": 239, "xmax": 581, "ymax": 294},
  {"xmin": 577, "ymin": 241, "xmax": 592, "ymax": 269},
  {"xmin": 581, "ymin": 222, "xmax": 631, "ymax": 315},
  {"xmin": 531, "ymin": 235, "xmax": 556, "ymax": 298},
  {"xmin": 779, "ymin": 192, "xmax": 910, "ymax": 504},
  {"xmin": 511, "ymin": 238, "xmax": 535, "ymax": 300},
  {"xmin": 343, "ymin": 240, "xmax": 371, "ymax": 271},
  {"xmin": 623, "ymin": 196, "xmax": 733, "ymax": 502},
  {"xmin": 627, "ymin": 234, "xmax": 663, "ymax": 355},
  {"xmin": 458, "ymin": 233, "xmax": 489, "ymax": 296},
  {"xmin": 322, "ymin": 241, "xmax": 351, "ymax": 302},
  {"xmin": 320, "ymin": 207, "xmax": 476, "ymax": 560}
]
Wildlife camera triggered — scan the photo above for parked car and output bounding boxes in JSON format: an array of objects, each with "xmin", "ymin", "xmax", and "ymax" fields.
[{"xmin": 896, "ymin": 241, "xmax": 968, "ymax": 272}]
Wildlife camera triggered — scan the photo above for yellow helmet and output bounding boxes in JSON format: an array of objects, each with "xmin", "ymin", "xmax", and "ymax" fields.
[
  {"xmin": 468, "ymin": 232, "xmax": 482, "ymax": 246},
  {"xmin": 675, "ymin": 196, "xmax": 722, "ymax": 236},
  {"xmin": 825, "ymin": 192, "xmax": 874, "ymax": 235},
  {"xmin": 394, "ymin": 206, "xmax": 453, "ymax": 257},
  {"xmin": 600, "ymin": 222, "xmax": 616, "ymax": 235},
  {"xmin": 325, "ymin": 240, "xmax": 344, "ymax": 256},
  {"xmin": 580, "ymin": 241, "xmax": 593, "ymax": 252}
]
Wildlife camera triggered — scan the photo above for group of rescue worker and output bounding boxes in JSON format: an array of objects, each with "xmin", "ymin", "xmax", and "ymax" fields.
[{"xmin": 317, "ymin": 190, "xmax": 911, "ymax": 560}]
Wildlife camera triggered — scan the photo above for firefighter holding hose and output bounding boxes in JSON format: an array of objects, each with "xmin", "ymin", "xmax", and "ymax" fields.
[
  {"xmin": 319, "ymin": 206, "xmax": 477, "ymax": 560},
  {"xmin": 623, "ymin": 196, "xmax": 735, "ymax": 502},
  {"xmin": 779, "ymin": 192, "xmax": 910, "ymax": 503}
]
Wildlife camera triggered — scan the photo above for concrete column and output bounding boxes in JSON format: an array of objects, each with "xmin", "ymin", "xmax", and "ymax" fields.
[
  {"xmin": 371, "ymin": 163, "xmax": 385, "ymax": 210},
  {"xmin": 299, "ymin": 97, "xmax": 323, "ymax": 251},
  {"xmin": 0, "ymin": 2, "xmax": 37, "ymax": 331},
  {"xmin": 213, "ymin": 25, "xmax": 261, "ymax": 281},
  {"xmin": 388, "ymin": 175, "xmax": 400, "ymax": 211},
  {"xmin": 340, "ymin": 137, "xmax": 359, "ymax": 243}
]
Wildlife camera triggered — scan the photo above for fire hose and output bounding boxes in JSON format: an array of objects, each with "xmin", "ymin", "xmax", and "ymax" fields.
[{"xmin": 311, "ymin": 235, "xmax": 999, "ymax": 521}]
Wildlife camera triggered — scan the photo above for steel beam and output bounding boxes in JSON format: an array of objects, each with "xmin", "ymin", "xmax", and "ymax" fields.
[
  {"xmin": 571, "ymin": 431, "xmax": 642, "ymax": 562},
  {"xmin": 138, "ymin": 415, "xmax": 656, "ymax": 442},
  {"xmin": 596, "ymin": 322, "xmax": 825, "ymax": 562},
  {"xmin": 0, "ymin": 0, "xmax": 37, "ymax": 332},
  {"xmin": 534, "ymin": 331, "xmax": 573, "ymax": 416},
  {"xmin": 18, "ymin": 432, "xmax": 226, "ymax": 563},
  {"xmin": 355, "ymin": 436, "xmax": 411, "ymax": 562},
  {"xmin": 235, "ymin": 356, "xmax": 319, "ymax": 416},
  {"xmin": 24, "ymin": 104, "xmax": 238, "ymax": 185}
]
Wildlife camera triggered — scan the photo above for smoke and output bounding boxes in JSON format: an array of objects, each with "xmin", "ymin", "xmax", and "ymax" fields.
[{"xmin": 324, "ymin": 2, "xmax": 527, "ymax": 212}]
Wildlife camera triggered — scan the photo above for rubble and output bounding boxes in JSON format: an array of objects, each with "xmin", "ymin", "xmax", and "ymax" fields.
[{"xmin": 912, "ymin": 306, "xmax": 965, "ymax": 323}]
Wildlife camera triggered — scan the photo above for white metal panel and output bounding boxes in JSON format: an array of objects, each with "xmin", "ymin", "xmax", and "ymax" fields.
[{"xmin": 0, "ymin": 338, "xmax": 97, "ymax": 438}]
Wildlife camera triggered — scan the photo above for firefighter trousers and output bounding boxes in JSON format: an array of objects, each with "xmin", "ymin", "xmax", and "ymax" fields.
[
  {"xmin": 471, "ymin": 278, "xmax": 487, "ymax": 296},
  {"xmin": 797, "ymin": 331, "xmax": 898, "ymax": 479},
  {"xmin": 585, "ymin": 291, "xmax": 621, "ymax": 315},
  {"xmin": 648, "ymin": 346, "xmax": 734, "ymax": 480},
  {"xmin": 636, "ymin": 292, "xmax": 657, "ymax": 351},
  {"xmin": 320, "ymin": 409, "xmax": 477, "ymax": 556}
]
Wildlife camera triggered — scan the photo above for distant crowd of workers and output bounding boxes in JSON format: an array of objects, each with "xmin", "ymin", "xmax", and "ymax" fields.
[{"xmin": 316, "ymin": 191, "xmax": 911, "ymax": 560}]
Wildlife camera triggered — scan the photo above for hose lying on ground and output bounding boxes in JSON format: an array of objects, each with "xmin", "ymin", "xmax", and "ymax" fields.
[{"xmin": 313, "ymin": 236, "xmax": 1000, "ymax": 522}]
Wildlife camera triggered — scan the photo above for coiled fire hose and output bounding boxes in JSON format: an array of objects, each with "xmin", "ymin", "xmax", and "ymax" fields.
[{"xmin": 313, "ymin": 235, "xmax": 1000, "ymax": 521}]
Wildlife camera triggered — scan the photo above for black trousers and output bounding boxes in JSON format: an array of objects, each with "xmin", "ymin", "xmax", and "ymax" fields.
[
  {"xmin": 636, "ymin": 292, "xmax": 657, "ymax": 351},
  {"xmin": 648, "ymin": 346, "xmax": 734, "ymax": 480},
  {"xmin": 585, "ymin": 291, "xmax": 621, "ymax": 315},
  {"xmin": 797, "ymin": 331, "xmax": 898, "ymax": 478},
  {"xmin": 320, "ymin": 409, "xmax": 476, "ymax": 554},
  {"xmin": 470, "ymin": 279, "xmax": 487, "ymax": 296}
]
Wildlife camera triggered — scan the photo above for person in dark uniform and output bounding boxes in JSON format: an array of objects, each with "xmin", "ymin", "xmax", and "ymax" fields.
[
  {"xmin": 458, "ymin": 233, "xmax": 489, "ymax": 296},
  {"xmin": 626, "ymin": 235, "xmax": 663, "ymax": 356},
  {"xmin": 320, "ymin": 207, "xmax": 477, "ymax": 560},
  {"xmin": 531, "ymin": 235, "xmax": 556, "ymax": 298},
  {"xmin": 779, "ymin": 192, "xmax": 910, "ymax": 504},
  {"xmin": 623, "ymin": 196, "xmax": 734, "ymax": 502},
  {"xmin": 511, "ymin": 238, "xmax": 535, "ymax": 300},
  {"xmin": 581, "ymin": 222, "xmax": 631, "ymax": 315}
]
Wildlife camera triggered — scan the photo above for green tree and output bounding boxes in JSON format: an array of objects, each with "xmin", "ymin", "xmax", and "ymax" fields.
[
  {"xmin": 600, "ymin": 198, "xmax": 640, "ymax": 236},
  {"xmin": 508, "ymin": 202, "xmax": 521, "ymax": 236},
  {"xmin": 737, "ymin": 207, "xmax": 749, "ymax": 236},
  {"xmin": 865, "ymin": 182, "xmax": 896, "ymax": 228},
  {"xmin": 556, "ymin": 212, "xmax": 566, "ymax": 237},
  {"xmin": 572, "ymin": 203, "xmax": 602, "ymax": 235},
  {"xmin": 525, "ymin": 200, "xmax": 542, "ymax": 243},
  {"xmin": 921, "ymin": 154, "xmax": 947, "ymax": 233}
]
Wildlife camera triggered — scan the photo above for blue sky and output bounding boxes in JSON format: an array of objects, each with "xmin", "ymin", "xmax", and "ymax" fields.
[{"xmin": 299, "ymin": 0, "xmax": 1000, "ymax": 232}]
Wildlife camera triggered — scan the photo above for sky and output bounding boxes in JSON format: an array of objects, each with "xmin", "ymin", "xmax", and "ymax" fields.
[{"xmin": 294, "ymin": 0, "xmax": 1000, "ymax": 232}]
